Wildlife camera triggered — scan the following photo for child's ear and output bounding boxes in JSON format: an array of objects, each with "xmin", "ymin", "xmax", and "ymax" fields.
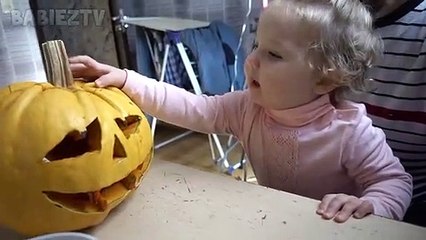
[{"xmin": 314, "ymin": 69, "xmax": 338, "ymax": 94}]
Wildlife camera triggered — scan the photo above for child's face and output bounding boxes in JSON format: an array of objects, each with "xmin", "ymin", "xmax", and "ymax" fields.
[{"xmin": 245, "ymin": 8, "xmax": 322, "ymax": 110}]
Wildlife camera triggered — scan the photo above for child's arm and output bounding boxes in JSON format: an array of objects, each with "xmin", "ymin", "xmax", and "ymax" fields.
[
  {"xmin": 69, "ymin": 55, "xmax": 247, "ymax": 136},
  {"xmin": 121, "ymin": 69, "xmax": 246, "ymax": 135},
  {"xmin": 342, "ymin": 109, "xmax": 413, "ymax": 220}
]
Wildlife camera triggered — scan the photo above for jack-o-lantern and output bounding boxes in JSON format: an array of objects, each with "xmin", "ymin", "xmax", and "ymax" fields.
[{"xmin": 0, "ymin": 40, "xmax": 153, "ymax": 237}]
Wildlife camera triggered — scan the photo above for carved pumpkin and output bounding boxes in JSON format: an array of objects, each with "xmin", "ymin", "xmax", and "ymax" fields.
[{"xmin": 0, "ymin": 41, "xmax": 153, "ymax": 237}]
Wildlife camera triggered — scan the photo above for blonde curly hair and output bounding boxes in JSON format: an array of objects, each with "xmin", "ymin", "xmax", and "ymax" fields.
[{"xmin": 269, "ymin": 0, "xmax": 383, "ymax": 100}]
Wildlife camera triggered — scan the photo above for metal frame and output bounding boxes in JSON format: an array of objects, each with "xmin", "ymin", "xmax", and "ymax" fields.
[{"xmin": 112, "ymin": 12, "xmax": 247, "ymax": 177}]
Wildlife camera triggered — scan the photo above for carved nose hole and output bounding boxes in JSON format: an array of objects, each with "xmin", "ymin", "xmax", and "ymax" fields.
[{"xmin": 113, "ymin": 135, "xmax": 127, "ymax": 159}]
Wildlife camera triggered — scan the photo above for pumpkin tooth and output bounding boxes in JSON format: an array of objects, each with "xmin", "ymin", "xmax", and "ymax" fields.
[
  {"xmin": 89, "ymin": 191, "xmax": 107, "ymax": 211},
  {"xmin": 121, "ymin": 171, "xmax": 138, "ymax": 190},
  {"xmin": 88, "ymin": 192, "xmax": 95, "ymax": 205}
]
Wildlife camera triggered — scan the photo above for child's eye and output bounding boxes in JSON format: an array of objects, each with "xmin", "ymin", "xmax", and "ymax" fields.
[
  {"xmin": 268, "ymin": 51, "xmax": 282, "ymax": 59},
  {"xmin": 252, "ymin": 43, "xmax": 259, "ymax": 51}
]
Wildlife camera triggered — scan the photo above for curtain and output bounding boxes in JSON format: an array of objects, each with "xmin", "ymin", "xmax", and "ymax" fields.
[{"xmin": 0, "ymin": 0, "xmax": 46, "ymax": 88}]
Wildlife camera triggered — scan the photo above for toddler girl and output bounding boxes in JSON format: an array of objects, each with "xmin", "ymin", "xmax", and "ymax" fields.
[{"xmin": 70, "ymin": 0, "xmax": 412, "ymax": 223}]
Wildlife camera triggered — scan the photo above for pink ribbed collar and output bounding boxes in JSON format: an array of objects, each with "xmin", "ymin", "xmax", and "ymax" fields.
[{"xmin": 265, "ymin": 94, "xmax": 334, "ymax": 127}]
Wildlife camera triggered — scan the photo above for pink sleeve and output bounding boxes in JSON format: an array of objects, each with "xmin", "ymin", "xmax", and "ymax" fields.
[
  {"xmin": 121, "ymin": 70, "xmax": 246, "ymax": 136},
  {"xmin": 343, "ymin": 106, "xmax": 413, "ymax": 220}
]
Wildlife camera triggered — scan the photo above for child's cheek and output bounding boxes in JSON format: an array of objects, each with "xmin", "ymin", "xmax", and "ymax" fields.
[{"xmin": 244, "ymin": 59, "xmax": 253, "ymax": 76}]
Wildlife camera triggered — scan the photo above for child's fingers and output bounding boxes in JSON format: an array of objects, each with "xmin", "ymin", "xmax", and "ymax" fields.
[
  {"xmin": 353, "ymin": 201, "xmax": 373, "ymax": 219},
  {"xmin": 322, "ymin": 194, "xmax": 348, "ymax": 219},
  {"xmin": 334, "ymin": 197, "xmax": 360, "ymax": 223},
  {"xmin": 69, "ymin": 55, "xmax": 114, "ymax": 80},
  {"xmin": 317, "ymin": 194, "xmax": 335, "ymax": 215},
  {"xmin": 94, "ymin": 74, "xmax": 112, "ymax": 88},
  {"xmin": 94, "ymin": 70, "xmax": 125, "ymax": 88},
  {"xmin": 318, "ymin": 195, "xmax": 373, "ymax": 222},
  {"xmin": 69, "ymin": 55, "xmax": 96, "ymax": 65},
  {"xmin": 69, "ymin": 63, "xmax": 89, "ymax": 76}
]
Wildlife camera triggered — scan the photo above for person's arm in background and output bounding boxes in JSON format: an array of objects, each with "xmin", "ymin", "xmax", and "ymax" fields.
[{"xmin": 353, "ymin": 0, "xmax": 426, "ymax": 226}]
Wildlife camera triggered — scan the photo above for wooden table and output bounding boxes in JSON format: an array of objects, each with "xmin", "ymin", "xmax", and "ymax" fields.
[{"xmin": 1, "ymin": 160, "xmax": 425, "ymax": 240}]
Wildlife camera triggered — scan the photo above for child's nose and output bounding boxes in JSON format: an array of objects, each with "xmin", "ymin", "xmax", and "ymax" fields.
[{"xmin": 246, "ymin": 51, "xmax": 260, "ymax": 68}]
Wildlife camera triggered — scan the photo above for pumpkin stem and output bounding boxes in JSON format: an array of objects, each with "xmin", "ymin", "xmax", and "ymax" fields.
[{"xmin": 42, "ymin": 40, "xmax": 74, "ymax": 88}]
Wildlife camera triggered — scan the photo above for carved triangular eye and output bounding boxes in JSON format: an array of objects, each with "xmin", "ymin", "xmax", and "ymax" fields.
[
  {"xmin": 113, "ymin": 135, "xmax": 127, "ymax": 159},
  {"xmin": 115, "ymin": 115, "xmax": 141, "ymax": 138},
  {"xmin": 44, "ymin": 118, "xmax": 101, "ymax": 162}
]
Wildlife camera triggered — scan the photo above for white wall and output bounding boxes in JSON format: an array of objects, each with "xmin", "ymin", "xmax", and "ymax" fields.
[{"xmin": 0, "ymin": 0, "xmax": 46, "ymax": 88}]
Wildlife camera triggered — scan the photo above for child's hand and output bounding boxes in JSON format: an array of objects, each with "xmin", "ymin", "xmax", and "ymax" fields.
[
  {"xmin": 316, "ymin": 194, "xmax": 373, "ymax": 223},
  {"xmin": 69, "ymin": 55, "xmax": 127, "ymax": 88}
]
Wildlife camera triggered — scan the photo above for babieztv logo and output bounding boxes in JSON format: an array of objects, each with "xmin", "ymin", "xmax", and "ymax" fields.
[{"xmin": 5, "ymin": 9, "xmax": 106, "ymax": 26}]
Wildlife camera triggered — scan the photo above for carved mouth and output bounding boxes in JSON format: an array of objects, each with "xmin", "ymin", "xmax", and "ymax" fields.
[
  {"xmin": 42, "ymin": 115, "xmax": 150, "ymax": 213},
  {"xmin": 43, "ymin": 160, "xmax": 147, "ymax": 213}
]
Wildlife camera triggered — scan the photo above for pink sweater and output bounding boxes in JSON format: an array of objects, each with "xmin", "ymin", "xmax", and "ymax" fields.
[{"xmin": 122, "ymin": 70, "xmax": 412, "ymax": 220}]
